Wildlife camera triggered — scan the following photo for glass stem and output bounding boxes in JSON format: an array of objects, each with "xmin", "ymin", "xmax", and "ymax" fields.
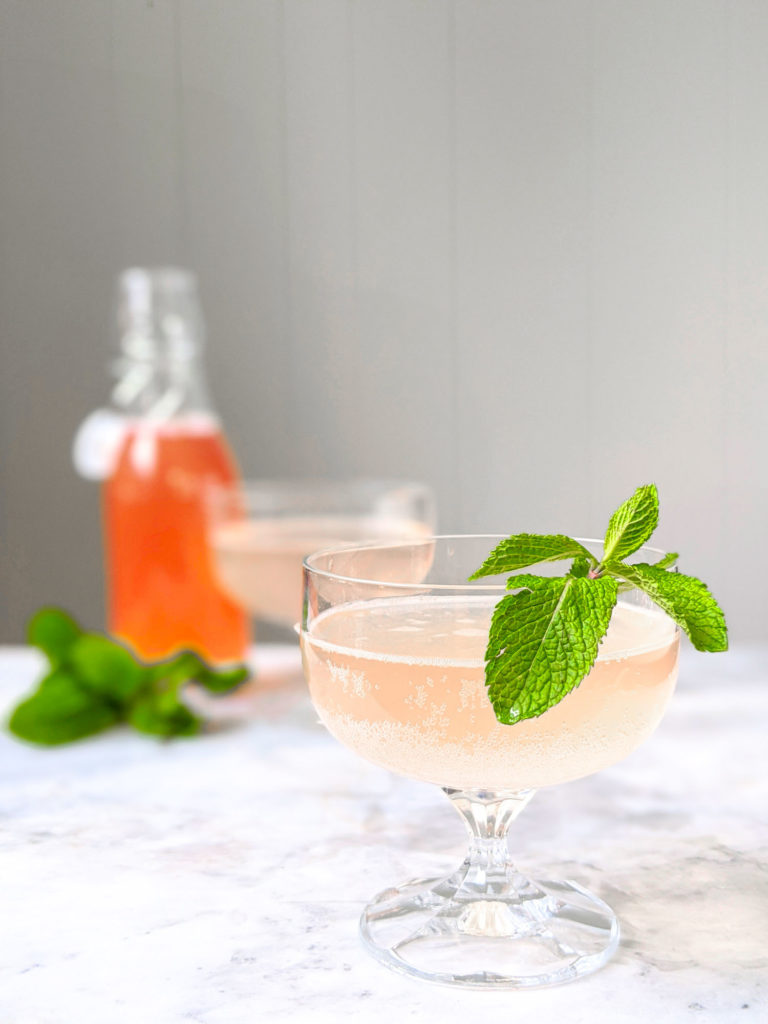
[{"xmin": 442, "ymin": 789, "xmax": 535, "ymax": 898}]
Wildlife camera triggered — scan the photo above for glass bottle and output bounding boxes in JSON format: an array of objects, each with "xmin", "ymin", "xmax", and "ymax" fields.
[{"xmin": 73, "ymin": 267, "xmax": 249, "ymax": 663}]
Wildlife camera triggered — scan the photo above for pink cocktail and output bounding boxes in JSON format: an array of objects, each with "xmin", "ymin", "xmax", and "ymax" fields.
[{"xmin": 301, "ymin": 535, "xmax": 680, "ymax": 988}]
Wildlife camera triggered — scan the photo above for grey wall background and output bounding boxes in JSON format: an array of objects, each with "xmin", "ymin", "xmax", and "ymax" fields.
[{"xmin": 1, "ymin": 0, "xmax": 766, "ymax": 643}]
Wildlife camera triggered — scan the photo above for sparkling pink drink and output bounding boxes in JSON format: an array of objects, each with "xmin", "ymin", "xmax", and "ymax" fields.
[{"xmin": 301, "ymin": 594, "xmax": 680, "ymax": 792}]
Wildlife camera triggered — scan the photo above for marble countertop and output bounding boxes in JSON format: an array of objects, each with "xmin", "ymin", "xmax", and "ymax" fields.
[{"xmin": 1, "ymin": 643, "xmax": 766, "ymax": 1023}]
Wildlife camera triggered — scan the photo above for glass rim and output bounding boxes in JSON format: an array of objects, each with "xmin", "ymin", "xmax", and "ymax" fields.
[{"xmin": 303, "ymin": 534, "xmax": 670, "ymax": 592}]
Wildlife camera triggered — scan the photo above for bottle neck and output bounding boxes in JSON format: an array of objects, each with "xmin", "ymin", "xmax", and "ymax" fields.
[
  {"xmin": 111, "ymin": 267, "xmax": 215, "ymax": 425},
  {"xmin": 110, "ymin": 351, "xmax": 216, "ymax": 423}
]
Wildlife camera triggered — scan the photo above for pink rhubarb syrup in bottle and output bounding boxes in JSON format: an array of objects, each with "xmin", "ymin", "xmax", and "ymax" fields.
[{"xmin": 74, "ymin": 267, "xmax": 249, "ymax": 663}]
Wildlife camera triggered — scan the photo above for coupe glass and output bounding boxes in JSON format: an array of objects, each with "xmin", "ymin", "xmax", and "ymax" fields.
[
  {"xmin": 300, "ymin": 535, "xmax": 680, "ymax": 989},
  {"xmin": 208, "ymin": 479, "xmax": 435, "ymax": 633}
]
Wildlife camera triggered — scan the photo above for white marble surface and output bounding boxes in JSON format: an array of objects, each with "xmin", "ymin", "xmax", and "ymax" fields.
[{"xmin": 0, "ymin": 644, "xmax": 766, "ymax": 1023}]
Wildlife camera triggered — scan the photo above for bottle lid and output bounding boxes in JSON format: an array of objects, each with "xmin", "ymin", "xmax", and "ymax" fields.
[{"xmin": 72, "ymin": 408, "xmax": 129, "ymax": 480}]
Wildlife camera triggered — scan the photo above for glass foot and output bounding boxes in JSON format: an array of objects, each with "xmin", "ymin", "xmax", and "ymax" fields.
[{"xmin": 360, "ymin": 871, "xmax": 619, "ymax": 989}]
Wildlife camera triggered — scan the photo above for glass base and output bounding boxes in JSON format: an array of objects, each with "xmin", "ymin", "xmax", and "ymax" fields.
[{"xmin": 360, "ymin": 869, "xmax": 619, "ymax": 989}]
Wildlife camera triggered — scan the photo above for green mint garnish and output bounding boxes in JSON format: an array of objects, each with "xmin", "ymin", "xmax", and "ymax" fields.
[
  {"xmin": 7, "ymin": 607, "xmax": 249, "ymax": 746},
  {"xmin": 469, "ymin": 534, "xmax": 597, "ymax": 578},
  {"xmin": 651, "ymin": 551, "xmax": 679, "ymax": 570},
  {"xmin": 470, "ymin": 484, "xmax": 728, "ymax": 726},
  {"xmin": 602, "ymin": 483, "xmax": 659, "ymax": 562},
  {"xmin": 487, "ymin": 574, "xmax": 618, "ymax": 724},
  {"xmin": 605, "ymin": 562, "xmax": 728, "ymax": 654},
  {"xmin": 568, "ymin": 555, "xmax": 592, "ymax": 579}
]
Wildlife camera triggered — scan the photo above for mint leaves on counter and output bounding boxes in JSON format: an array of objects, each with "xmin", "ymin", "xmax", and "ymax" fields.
[
  {"xmin": 469, "ymin": 484, "xmax": 728, "ymax": 726},
  {"xmin": 8, "ymin": 608, "xmax": 249, "ymax": 745}
]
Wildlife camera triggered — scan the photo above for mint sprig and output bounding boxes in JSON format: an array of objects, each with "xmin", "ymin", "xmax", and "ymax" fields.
[
  {"xmin": 471, "ymin": 484, "xmax": 728, "ymax": 725},
  {"xmin": 487, "ymin": 574, "xmax": 618, "ymax": 723},
  {"xmin": 602, "ymin": 483, "xmax": 659, "ymax": 562},
  {"xmin": 469, "ymin": 534, "xmax": 597, "ymax": 578},
  {"xmin": 606, "ymin": 562, "xmax": 728, "ymax": 653},
  {"xmin": 8, "ymin": 608, "xmax": 250, "ymax": 746}
]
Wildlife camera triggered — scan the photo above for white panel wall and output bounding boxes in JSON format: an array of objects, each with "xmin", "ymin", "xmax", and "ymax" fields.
[
  {"xmin": 179, "ymin": 1, "xmax": 289, "ymax": 472},
  {"xmin": 1, "ymin": 0, "xmax": 766, "ymax": 642},
  {"xmin": 454, "ymin": 1, "xmax": 593, "ymax": 535}
]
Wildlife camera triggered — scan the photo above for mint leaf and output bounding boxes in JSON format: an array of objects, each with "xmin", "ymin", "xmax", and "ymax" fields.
[
  {"xmin": 569, "ymin": 556, "xmax": 591, "ymax": 578},
  {"xmin": 471, "ymin": 483, "xmax": 728, "ymax": 727},
  {"xmin": 8, "ymin": 608, "xmax": 250, "ymax": 746},
  {"xmin": 653, "ymin": 551, "xmax": 679, "ymax": 570},
  {"xmin": 27, "ymin": 608, "xmax": 82, "ymax": 667},
  {"xmin": 469, "ymin": 534, "xmax": 597, "ymax": 580},
  {"xmin": 484, "ymin": 575, "xmax": 618, "ymax": 723},
  {"xmin": 148, "ymin": 651, "xmax": 249, "ymax": 695},
  {"xmin": 613, "ymin": 563, "xmax": 728, "ymax": 652},
  {"xmin": 602, "ymin": 484, "xmax": 659, "ymax": 563},
  {"xmin": 68, "ymin": 635, "xmax": 146, "ymax": 704},
  {"xmin": 193, "ymin": 663, "xmax": 250, "ymax": 694},
  {"xmin": 9, "ymin": 670, "xmax": 119, "ymax": 745},
  {"xmin": 128, "ymin": 693, "xmax": 202, "ymax": 738},
  {"xmin": 505, "ymin": 573, "xmax": 546, "ymax": 591},
  {"xmin": 146, "ymin": 652, "xmax": 203, "ymax": 692}
]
